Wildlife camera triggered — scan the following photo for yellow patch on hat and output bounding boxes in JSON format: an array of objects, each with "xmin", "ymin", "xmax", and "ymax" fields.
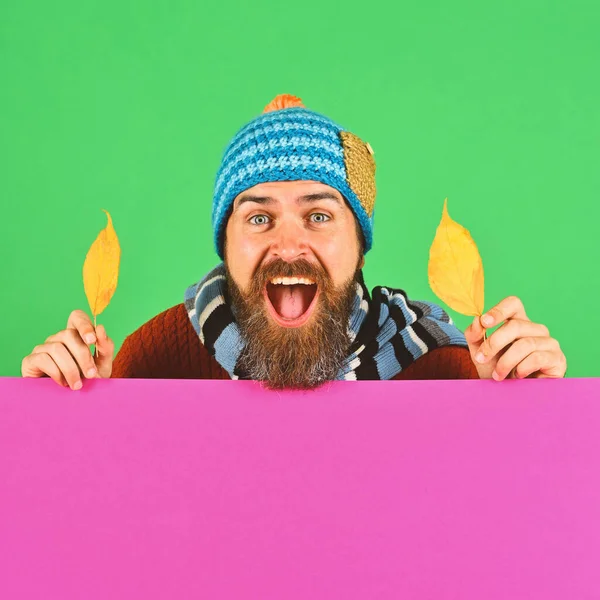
[{"xmin": 340, "ymin": 131, "xmax": 376, "ymax": 217}]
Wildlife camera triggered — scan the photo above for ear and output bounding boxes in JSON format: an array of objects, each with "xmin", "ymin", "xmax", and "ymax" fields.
[{"xmin": 359, "ymin": 255, "xmax": 365, "ymax": 269}]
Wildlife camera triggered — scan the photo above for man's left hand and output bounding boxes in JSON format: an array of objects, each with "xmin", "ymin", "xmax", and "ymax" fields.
[{"xmin": 464, "ymin": 296, "xmax": 567, "ymax": 380}]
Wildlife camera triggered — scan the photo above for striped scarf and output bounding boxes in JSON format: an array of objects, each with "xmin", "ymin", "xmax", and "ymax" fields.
[{"xmin": 184, "ymin": 264, "xmax": 468, "ymax": 381}]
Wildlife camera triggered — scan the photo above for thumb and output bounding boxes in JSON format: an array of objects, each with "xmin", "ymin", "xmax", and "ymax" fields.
[
  {"xmin": 93, "ymin": 324, "xmax": 115, "ymax": 377},
  {"xmin": 464, "ymin": 315, "xmax": 485, "ymax": 351}
]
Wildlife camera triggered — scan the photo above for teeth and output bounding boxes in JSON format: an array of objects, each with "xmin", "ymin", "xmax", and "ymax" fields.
[{"xmin": 270, "ymin": 276, "xmax": 315, "ymax": 285}]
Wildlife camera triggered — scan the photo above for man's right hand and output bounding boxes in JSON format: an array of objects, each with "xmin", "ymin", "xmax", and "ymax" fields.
[{"xmin": 21, "ymin": 310, "xmax": 115, "ymax": 390}]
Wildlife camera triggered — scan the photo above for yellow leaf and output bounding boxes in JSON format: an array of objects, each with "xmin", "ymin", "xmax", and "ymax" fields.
[
  {"xmin": 428, "ymin": 198, "xmax": 484, "ymax": 317},
  {"xmin": 83, "ymin": 210, "xmax": 121, "ymax": 319}
]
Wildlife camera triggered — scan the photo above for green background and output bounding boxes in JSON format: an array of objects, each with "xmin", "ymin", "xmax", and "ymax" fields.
[{"xmin": 1, "ymin": 0, "xmax": 598, "ymax": 377}]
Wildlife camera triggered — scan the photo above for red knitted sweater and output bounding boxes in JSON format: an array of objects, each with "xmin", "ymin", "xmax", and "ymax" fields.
[{"xmin": 111, "ymin": 303, "xmax": 479, "ymax": 381}]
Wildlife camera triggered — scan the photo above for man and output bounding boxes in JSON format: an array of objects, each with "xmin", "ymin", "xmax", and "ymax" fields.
[{"xmin": 21, "ymin": 94, "xmax": 567, "ymax": 390}]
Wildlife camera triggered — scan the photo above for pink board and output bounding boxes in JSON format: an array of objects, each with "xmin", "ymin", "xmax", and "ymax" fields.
[{"xmin": 1, "ymin": 376, "xmax": 600, "ymax": 599}]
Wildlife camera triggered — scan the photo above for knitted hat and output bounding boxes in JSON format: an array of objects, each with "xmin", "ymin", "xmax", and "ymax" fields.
[{"xmin": 212, "ymin": 94, "xmax": 376, "ymax": 259}]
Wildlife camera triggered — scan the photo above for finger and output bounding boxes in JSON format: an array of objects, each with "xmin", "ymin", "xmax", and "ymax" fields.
[
  {"xmin": 514, "ymin": 347, "xmax": 567, "ymax": 379},
  {"xmin": 66, "ymin": 309, "xmax": 97, "ymax": 345},
  {"xmin": 530, "ymin": 356, "xmax": 568, "ymax": 378},
  {"xmin": 474, "ymin": 319, "xmax": 550, "ymax": 365},
  {"xmin": 464, "ymin": 315, "xmax": 486, "ymax": 348},
  {"xmin": 46, "ymin": 329, "xmax": 99, "ymax": 380},
  {"xmin": 21, "ymin": 353, "xmax": 68, "ymax": 387},
  {"xmin": 480, "ymin": 296, "xmax": 529, "ymax": 331},
  {"xmin": 492, "ymin": 337, "xmax": 560, "ymax": 381},
  {"xmin": 32, "ymin": 342, "xmax": 84, "ymax": 390},
  {"xmin": 93, "ymin": 324, "xmax": 115, "ymax": 378}
]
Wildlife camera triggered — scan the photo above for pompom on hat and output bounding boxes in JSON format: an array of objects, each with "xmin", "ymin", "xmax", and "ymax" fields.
[{"xmin": 212, "ymin": 94, "xmax": 377, "ymax": 259}]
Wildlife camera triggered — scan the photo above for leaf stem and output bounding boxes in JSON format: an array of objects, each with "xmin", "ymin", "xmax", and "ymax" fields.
[{"xmin": 94, "ymin": 314, "xmax": 98, "ymax": 359}]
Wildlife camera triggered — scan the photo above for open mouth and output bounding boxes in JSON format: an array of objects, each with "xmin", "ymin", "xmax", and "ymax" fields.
[{"xmin": 264, "ymin": 276, "xmax": 319, "ymax": 328}]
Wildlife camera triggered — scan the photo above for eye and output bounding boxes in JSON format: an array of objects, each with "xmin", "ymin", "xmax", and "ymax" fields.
[
  {"xmin": 309, "ymin": 213, "xmax": 330, "ymax": 224},
  {"xmin": 249, "ymin": 214, "xmax": 270, "ymax": 226}
]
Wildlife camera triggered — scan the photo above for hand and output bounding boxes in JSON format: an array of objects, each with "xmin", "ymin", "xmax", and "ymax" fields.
[
  {"xmin": 21, "ymin": 310, "xmax": 115, "ymax": 390},
  {"xmin": 464, "ymin": 295, "xmax": 567, "ymax": 380}
]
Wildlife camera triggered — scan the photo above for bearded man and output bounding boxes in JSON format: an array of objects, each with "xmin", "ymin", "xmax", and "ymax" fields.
[{"xmin": 21, "ymin": 95, "xmax": 567, "ymax": 389}]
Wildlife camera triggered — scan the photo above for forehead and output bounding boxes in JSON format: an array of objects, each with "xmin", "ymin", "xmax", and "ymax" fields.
[{"xmin": 232, "ymin": 180, "xmax": 346, "ymax": 209}]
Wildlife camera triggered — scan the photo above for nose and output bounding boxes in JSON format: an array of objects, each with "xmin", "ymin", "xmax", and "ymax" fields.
[{"xmin": 268, "ymin": 217, "xmax": 309, "ymax": 262}]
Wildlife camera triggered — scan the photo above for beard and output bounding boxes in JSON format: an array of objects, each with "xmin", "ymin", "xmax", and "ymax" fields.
[{"xmin": 225, "ymin": 258, "xmax": 360, "ymax": 390}]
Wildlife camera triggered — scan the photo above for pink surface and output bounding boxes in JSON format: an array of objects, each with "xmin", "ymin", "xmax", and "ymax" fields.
[{"xmin": 1, "ymin": 377, "xmax": 600, "ymax": 599}]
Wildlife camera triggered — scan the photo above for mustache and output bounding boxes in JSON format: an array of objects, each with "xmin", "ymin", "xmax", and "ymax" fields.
[{"xmin": 249, "ymin": 259, "xmax": 330, "ymax": 293}]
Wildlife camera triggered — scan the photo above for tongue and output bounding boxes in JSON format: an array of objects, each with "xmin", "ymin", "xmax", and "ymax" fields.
[{"xmin": 271, "ymin": 285, "xmax": 311, "ymax": 319}]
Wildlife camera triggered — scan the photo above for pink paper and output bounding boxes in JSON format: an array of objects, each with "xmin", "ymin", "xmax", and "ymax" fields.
[{"xmin": 1, "ymin": 377, "xmax": 600, "ymax": 599}]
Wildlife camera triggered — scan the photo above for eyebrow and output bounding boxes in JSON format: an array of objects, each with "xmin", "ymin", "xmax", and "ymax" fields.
[{"xmin": 235, "ymin": 192, "xmax": 343, "ymax": 210}]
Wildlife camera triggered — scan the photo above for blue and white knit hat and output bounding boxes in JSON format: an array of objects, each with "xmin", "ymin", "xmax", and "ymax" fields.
[{"xmin": 212, "ymin": 94, "xmax": 377, "ymax": 259}]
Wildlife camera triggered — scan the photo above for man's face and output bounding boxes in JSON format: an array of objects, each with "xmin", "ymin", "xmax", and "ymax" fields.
[{"xmin": 224, "ymin": 180, "xmax": 364, "ymax": 389}]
